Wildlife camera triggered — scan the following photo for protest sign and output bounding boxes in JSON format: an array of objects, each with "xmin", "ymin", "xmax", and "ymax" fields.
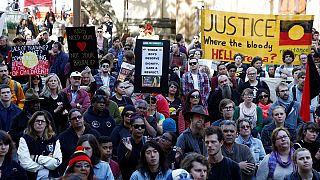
[
  {"xmin": 134, "ymin": 39, "xmax": 169, "ymax": 93},
  {"xmin": 201, "ymin": 10, "xmax": 313, "ymax": 65},
  {"xmin": 11, "ymin": 45, "xmax": 49, "ymax": 76},
  {"xmin": 118, "ymin": 62, "xmax": 135, "ymax": 81},
  {"xmin": 66, "ymin": 26, "xmax": 98, "ymax": 70}
]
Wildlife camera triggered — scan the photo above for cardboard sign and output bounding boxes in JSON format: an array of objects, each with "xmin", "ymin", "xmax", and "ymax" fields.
[
  {"xmin": 66, "ymin": 27, "xmax": 98, "ymax": 70},
  {"xmin": 201, "ymin": 10, "xmax": 313, "ymax": 65},
  {"xmin": 134, "ymin": 40, "xmax": 169, "ymax": 93},
  {"xmin": 11, "ymin": 45, "xmax": 49, "ymax": 76}
]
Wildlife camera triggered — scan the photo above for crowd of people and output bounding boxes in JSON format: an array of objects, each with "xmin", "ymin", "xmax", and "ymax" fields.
[{"xmin": 0, "ymin": 10, "xmax": 320, "ymax": 179}]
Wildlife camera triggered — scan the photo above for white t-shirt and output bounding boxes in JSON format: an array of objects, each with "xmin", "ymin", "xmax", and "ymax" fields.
[
  {"xmin": 191, "ymin": 73, "xmax": 199, "ymax": 90},
  {"xmin": 101, "ymin": 75, "xmax": 110, "ymax": 87}
]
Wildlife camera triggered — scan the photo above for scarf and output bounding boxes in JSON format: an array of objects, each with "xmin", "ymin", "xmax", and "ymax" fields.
[
  {"xmin": 277, "ymin": 97, "xmax": 292, "ymax": 111},
  {"xmin": 258, "ymin": 102, "xmax": 271, "ymax": 119},
  {"xmin": 239, "ymin": 135, "xmax": 253, "ymax": 148},
  {"xmin": 267, "ymin": 148, "xmax": 294, "ymax": 179},
  {"xmin": 239, "ymin": 102, "xmax": 257, "ymax": 127}
]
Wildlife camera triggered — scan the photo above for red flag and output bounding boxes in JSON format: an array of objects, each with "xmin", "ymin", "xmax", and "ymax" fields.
[{"xmin": 300, "ymin": 54, "xmax": 320, "ymax": 122}]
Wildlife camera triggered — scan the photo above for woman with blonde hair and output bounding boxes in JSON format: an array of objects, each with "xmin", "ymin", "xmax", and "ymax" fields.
[
  {"xmin": 41, "ymin": 73, "xmax": 71, "ymax": 132},
  {"xmin": 18, "ymin": 111, "xmax": 62, "ymax": 179}
]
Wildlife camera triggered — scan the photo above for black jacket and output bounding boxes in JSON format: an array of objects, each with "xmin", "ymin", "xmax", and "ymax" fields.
[
  {"xmin": 284, "ymin": 170, "xmax": 320, "ymax": 180},
  {"xmin": 0, "ymin": 158, "xmax": 27, "ymax": 180},
  {"xmin": 110, "ymin": 124, "xmax": 130, "ymax": 159}
]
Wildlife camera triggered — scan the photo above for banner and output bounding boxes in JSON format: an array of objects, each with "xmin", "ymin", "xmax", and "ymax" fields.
[
  {"xmin": 66, "ymin": 27, "xmax": 98, "ymax": 70},
  {"xmin": 134, "ymin": 39, "xmax": 170, "ymax": 93},
  {"xmin": 11, "ymin": 45, "xmax": 49, "ymax": 76},
  {"xmin": 201, "ymin": 10, "xmax": 314, "ymax": 65}
]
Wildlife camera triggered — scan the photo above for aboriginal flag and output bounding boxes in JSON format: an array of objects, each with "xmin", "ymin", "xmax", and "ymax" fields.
[
  {"xmin": 279, "ymin": 20, "xmax": 313, "ymax": 45},
  {"xmin": 300, "ymin": 54, "xmax": 320, "ymax": 122}
]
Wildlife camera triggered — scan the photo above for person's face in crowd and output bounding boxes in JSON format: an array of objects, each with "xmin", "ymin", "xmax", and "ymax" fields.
[
  {"xmin": 277, "ymin": 85, "xmax": 290, "ymax": 100},
  {"xmin": 304, "ymin": 128, "xmax": 319, "ymax": 143},
  {"xmin": 136, "ymin": 103, "xmax": 148, "ymax": 117},
  {"xmin": 194, "ymin": 50, "xmax": 201, "ymax": 59},
  {"xmin": 113, "ymin": 39, "xmax": 121, "ymax": 48},
  {"xmin": 100, "ymin": 142, "xmax": 113, "ymax": 160},
  {"xmin": 26, "ymin": 35, "xmax": 33, "ymax": 45},
  {"xmin": 47, "ymin": 76, "xmax": 58, "ymax": 90},
  {"xmin": 131, "ymin": 118, "xmax": 145, "ymax": 137},
  {"xmin": 0, "ymin": 38, "xmax": 7, "ymax": 47},
  {"xmin": 93, "ymin": 100, "xmax": 106, "ymax": 112},
  {"xmin": 313, "ymin": 33, "xmax": 319, "ymax": 40},
  {"xmin": 81, "ymin": 141, "xmax": 93, "ymax": 158},
  {"xmin": 189, "ymin": 59, "xmax": 199, "ymax": 71},
  {"xmin": 21, "ymin": 19, "xmax": 27, "ymax": 26},
  {"xmin": 272, "ymin": 108, "xmax": 286, "ymax": 124},
  {"xmin": 15, "ymin": 39, "xmax": 25, "ymax": 46},
  {"xmin": 311, "ymin": 49, "xmax": 315, "ymax": 57},
  {"xmin": 32, "ymin": 76, "xmax": 40, "ymax": 85},
  {"xmin": 247, "ymin": 70, "xmax": 257, "ymax": 82},
  {"xmin": 253, "ymin": 60, "xmax": 262, "ymax": 69},
  {"xmin": 190, "ymin": 161, "xmax": 207, "ymax": 180},
  {"xmin": 81, "ymin": 73, "xmax": 91, "ymax": 85},
  {"xmin": 0, "ymin": 66, "xmax": 8, "ymax": 84},
  {"xmin": 258, "ymin": 92, "xmax": 269, "ymax": 105},
  {"xmin": 296, "ymin": 150, "xmax": 313, "ymax": 171},
  {"xmin": 33, "ymin": 115, "xmax": 47, "ymax": 135},
  {"xmin": 242, "ymin": 92, "xmax": 253, "ymax": 104},
  {"xmin": 268, "ymin": 66, "xmax": 275, "ymax": 76},
  {"xmin": 127, "ymin": 38, "xmax": 134, "ymax": 46},
  {"xmin": 70, "ymin": 111, "xmax": 84, "ymax": 129},
  {"xmin": 52, "ymin": 44, "xmax": 60, "ymax": 53},
  {"xmin": 123, "ymin": 110, "xmax": 133, "ymax": 126},
  {"xmin": 172, "ymin": 44, "xmax": 179, "ymax": 54},
  {"xmin": 189, "ymin": 91, "xmax": 200, "ymax": 106},
  {"xmin": 239, "ymin": 121, "xmax": 252, "ymax": 138},
  {"xmin": 300, "ymin": 54, "xmax": 308, "ymax": 65},
  {"xmin": 205, "ymin": 134, "xmax": 223, "ymax": 157},
  {"xmin": 218, "ymin": 65, "xmax": 227, "ymax": 75},
  {"xmin": 275, "ymin": 130, "xmax": 290, "ymax": 151},
  {"xmin": 218, "ymin": 75, "xmax": 230, "ymax": 88},
  {"xmin": 0, "ymin": 140, "xmax": 9, "ymax": 157},
  {"xmin": 228, "ymin": 68, "xmax": 236, "ymax": 78},
  {"xmin": 96, "ymin": 29, "xmax": 103, "ymax": 37},
  {"xmin": 145, "ymin": 146, "xmax": 159, "ymax": 168},
  {"xmin": 70, "ymin": 76, "xmax": 81, "ymax": 88},
  {"xmin": 73, "ymin": 160, "xmax": 91, "ymax": 179},
  {"xmin": 159, "ymin": 132, "xmax": 173, "ymax": 150},
  {"xmin": 0, "ymin": 88, "xmax": 11, "ymax": 102},
  {"xmin": 101, "ymin": 63, "xmax": 110, "ymax": 74},
  {"xmin": 42, "ymin": 33, "xmax": 49, "ymax": 40},
  {"xmin": 28, "ymin": 100, "xmax": 41, "ymax": 112},
  {"xmin": 234, "ymin": 55, "xmax": 242, "ymax": 65},
  {"xmin": 221, "ymin": 124, "xmax": 236, "ymax": 145},
  {"xmin": 293, "ymin": 70, "xmax": 301, "ymax": 81},
  {"xmin": 116, "ymin": 82, "xmax": 126, "ymax": 96},
  {"xmin": 284, "ymin": 54, "xmax": 293, "ymax": 64},
  {"xmin": 221, "ymin": 103, "xmax": 234, "ymax": 120},
  {"xmin": 168, "ymin": 84, "xmax": 178, "ymax": 96},
  {"xmin": 297, "ymin": 75, "xmax": 306, "ymax": 89},
  {"xmin": 193, "ymin": 36, "xmax": 199, "ymax": 43},
  {"xmin": 148, "ymin": 97, "xmax": 157, "ymax": 111},
  {"xmin": 190, "ymin": 114, "xmax": 204, "ymax": 130}
]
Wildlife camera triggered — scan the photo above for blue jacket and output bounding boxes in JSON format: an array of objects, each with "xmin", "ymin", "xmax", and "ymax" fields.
[
  {"xmin": 130, "ymin": 169, "xmax": 172, "ymax": 180},
  {"xmin": 49, "ymin": 51, "xmax": 69, "ymax": 77},
  {"xmin": 235, "ymin": 136, "xmax": 266, "ymax": 165},
  {"xmin": 0, "ymin": 102, "xmax": 22, "ymax": 131},
  {"xmin": 94, "ymin": 72, "xmax": 116, "ymax": 92},
  {"xmin": 93, "ymin": 161, "xmax": 114, "ymax": 180}
]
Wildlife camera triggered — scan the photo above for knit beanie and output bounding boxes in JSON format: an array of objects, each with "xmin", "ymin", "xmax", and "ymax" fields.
[
  {"xmin": 121, "ymin": 105, "xmax": 136, "ymax": 118},
  {"xmin": 68, "ymin": 146, "xmax": 92, "ymax": 167},
  {"xmin": 162, "ymin": 118, "xmax": 176, "ymax": 133}
]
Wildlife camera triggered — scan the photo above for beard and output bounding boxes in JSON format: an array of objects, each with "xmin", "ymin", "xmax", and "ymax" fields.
[{"xmin": 221, "ymin": 85, "xmax": 232, "ymax": 99}]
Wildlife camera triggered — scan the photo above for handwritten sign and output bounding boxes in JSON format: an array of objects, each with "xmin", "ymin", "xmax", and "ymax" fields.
[
  {"xmin": 66, "ymin": 27, "xmax": 98, "ymax": 70},
  {"xmin": 11, "ymin": 45, "xmax": 49, "ymax": 76},
  {"xmin": 201, "ymin": 10, "xmax": 313, "ymax": 65}
]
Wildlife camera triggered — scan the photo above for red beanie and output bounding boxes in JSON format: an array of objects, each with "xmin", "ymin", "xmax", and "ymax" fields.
[{"xmin": 68, "ymin": 146, "xmax": 92, "ymax": 167}]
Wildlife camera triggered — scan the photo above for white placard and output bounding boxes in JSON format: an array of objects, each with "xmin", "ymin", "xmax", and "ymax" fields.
[{"xmin": 141, "ymin": 46, "xmax": 163, "ymax": 76}]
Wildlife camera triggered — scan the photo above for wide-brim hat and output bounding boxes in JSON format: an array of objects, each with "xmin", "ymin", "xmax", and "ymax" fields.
[
  {"xmin": 184, "ymin": 105, "xmax": 211, "ymax": 123},
  {"xmin": 22, "ymin": 88, "xmax": 44, "ymax": 101},
  {"xmin": 13, "ymin": 34, "xmax": 27, "ymax": 43}
]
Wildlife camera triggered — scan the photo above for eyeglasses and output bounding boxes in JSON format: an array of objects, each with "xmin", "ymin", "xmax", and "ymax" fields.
[
  {"xmin": 102, "ymin": 65, "xmax": 109, "ymax": 68},
  {"xmin": 35, "ymin": 120, "xmax": 46, "ymax": 124},
  {"xmin": 97, "ymin": 31, "xmax": 103, "ymax": 33},
  {"xmin": 74, "ymin": 163, "xmax": 91, "ymax": 169},
  {"xmin": 223, "ymin": 106, "xmax": 234, "ymax": 111},
  {"xmin": 71, "ymin": 115, "xmax": 83, "ymax": 121},
  {"xmin": 278, "ymin": 89, "xmax": 289, "ymax": 93},
  {"xmin": 189, "ymin": 62, "xmax": 198, "ymax": 66},
  {"xmin": 161, "ymin": 135, "xmax": 172, "ymax": 142},
  {"xmin": 223, "ymin": 129, "xmax": 235, "ymax": 133},
  {"xmin": 258, "ymin": 95, "xmax": 269, "ymax": 99},
  {"xmin": 190, "ymin": 94, "xmax": 200, "ymax": 99},
  {"xmin": 276, "ymin": 135, "xmax": 289, "ymax": 141},
  {"xmin": 124, "ymin": 112, "xmax": 133, "ymax": 117},
  {"xmin": 240, "ymin": 125, "xmax": 251, "ymax": 129},
  {"xmin": 133, "ymin": 124, "xmax": 146, "ymax": 129},
  {"xmin": 137, "ymin": 106, "xmax": 147, "ymax": 110}
]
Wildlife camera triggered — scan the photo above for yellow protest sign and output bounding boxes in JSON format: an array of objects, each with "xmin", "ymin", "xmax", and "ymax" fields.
[{"xmin": 201, "ymin": 10, "xmax": 314, "ymax": 65}]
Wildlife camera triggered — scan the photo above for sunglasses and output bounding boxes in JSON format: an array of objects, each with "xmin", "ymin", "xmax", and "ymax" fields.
[
  {"xmin": 137, "ymin": 106, "xmax": 147, "ymax": 110},
  {"xmin": 71, "ymin": 115, "xmax": 83, "ymax": 121},
  {"xmin": 102, "ymin": 65, "xmax": 109, "ymax": 68},
  {"xmin": 124, "ymin": 48, "xmax": 131, "ymax": 50},
  {"xmin": 259, "ymin": 95, "xmax": 268, "ymax": 99},
  {"xmin": 97, "ymin": 31, "xmax": 103, "ymax": 33},
  {"xmin": 32, "ymin": 77, "xmax": 40, "ymax": 80},
  {"xmin": 35, "ymin": 120, "xmax": 46, "ymax": 124},
  {"xmin": 133, "ymin": 124, "xmax": 146, "ymax": 129},
  {"xmin": 189, "ymin": 62, "xmax": 198, "ymax": 66},
  {"xmin": 190, "ymin": 94, "xmax": 200, "ymax": 99},
  {"xmin": 125, "ymin": 112, "xmax": 133, "ymax": 117}
]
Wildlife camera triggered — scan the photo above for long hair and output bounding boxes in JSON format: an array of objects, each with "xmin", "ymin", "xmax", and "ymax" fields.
[
  {"xmin": 137, "ymin": 140, "xmax": 169, "ymax": 175},
  {"xmin": 41, "ymin": 73, "xmax": 62, "ymax": 98},
  {"xmin": 182, "ymin": 89, "xmax": 202, "ymax": 114},
  {"xmin": 76, "ymin": 134, "xmax": 101, "ymax": 166},
  {"xmin": 271, "ymin": 127, "xmax": 292, "ymax": 152},
  {"xmin": 297, "ymin": 122, "xmax": 320, "ymax": 142},
  {"xmin": 257, "ymin": 88, "xmax": 272, "ymax": 104},
  {"xmin": 26, "ymin": 111, "xmax": 55, "ymax": 140},
  {"xmin": 0, "ymin": 130, "xmax": 14, "ymax": 161}
]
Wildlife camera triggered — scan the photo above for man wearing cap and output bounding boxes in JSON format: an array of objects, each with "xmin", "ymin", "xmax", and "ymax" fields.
[
  {"xmin": 0, "ymin": 84, "xmax": 21, "ymax": 132},
  {"xmin": 94, "ymin": 58, "xmax": 116, "ymax": 91},
  {"xmin": 176, "ymin": 105, "xmax": 209, "ymax": 158},
  {"xmin": 63, "ymin": 71, "xmax": 91, "ymax": 113}
]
